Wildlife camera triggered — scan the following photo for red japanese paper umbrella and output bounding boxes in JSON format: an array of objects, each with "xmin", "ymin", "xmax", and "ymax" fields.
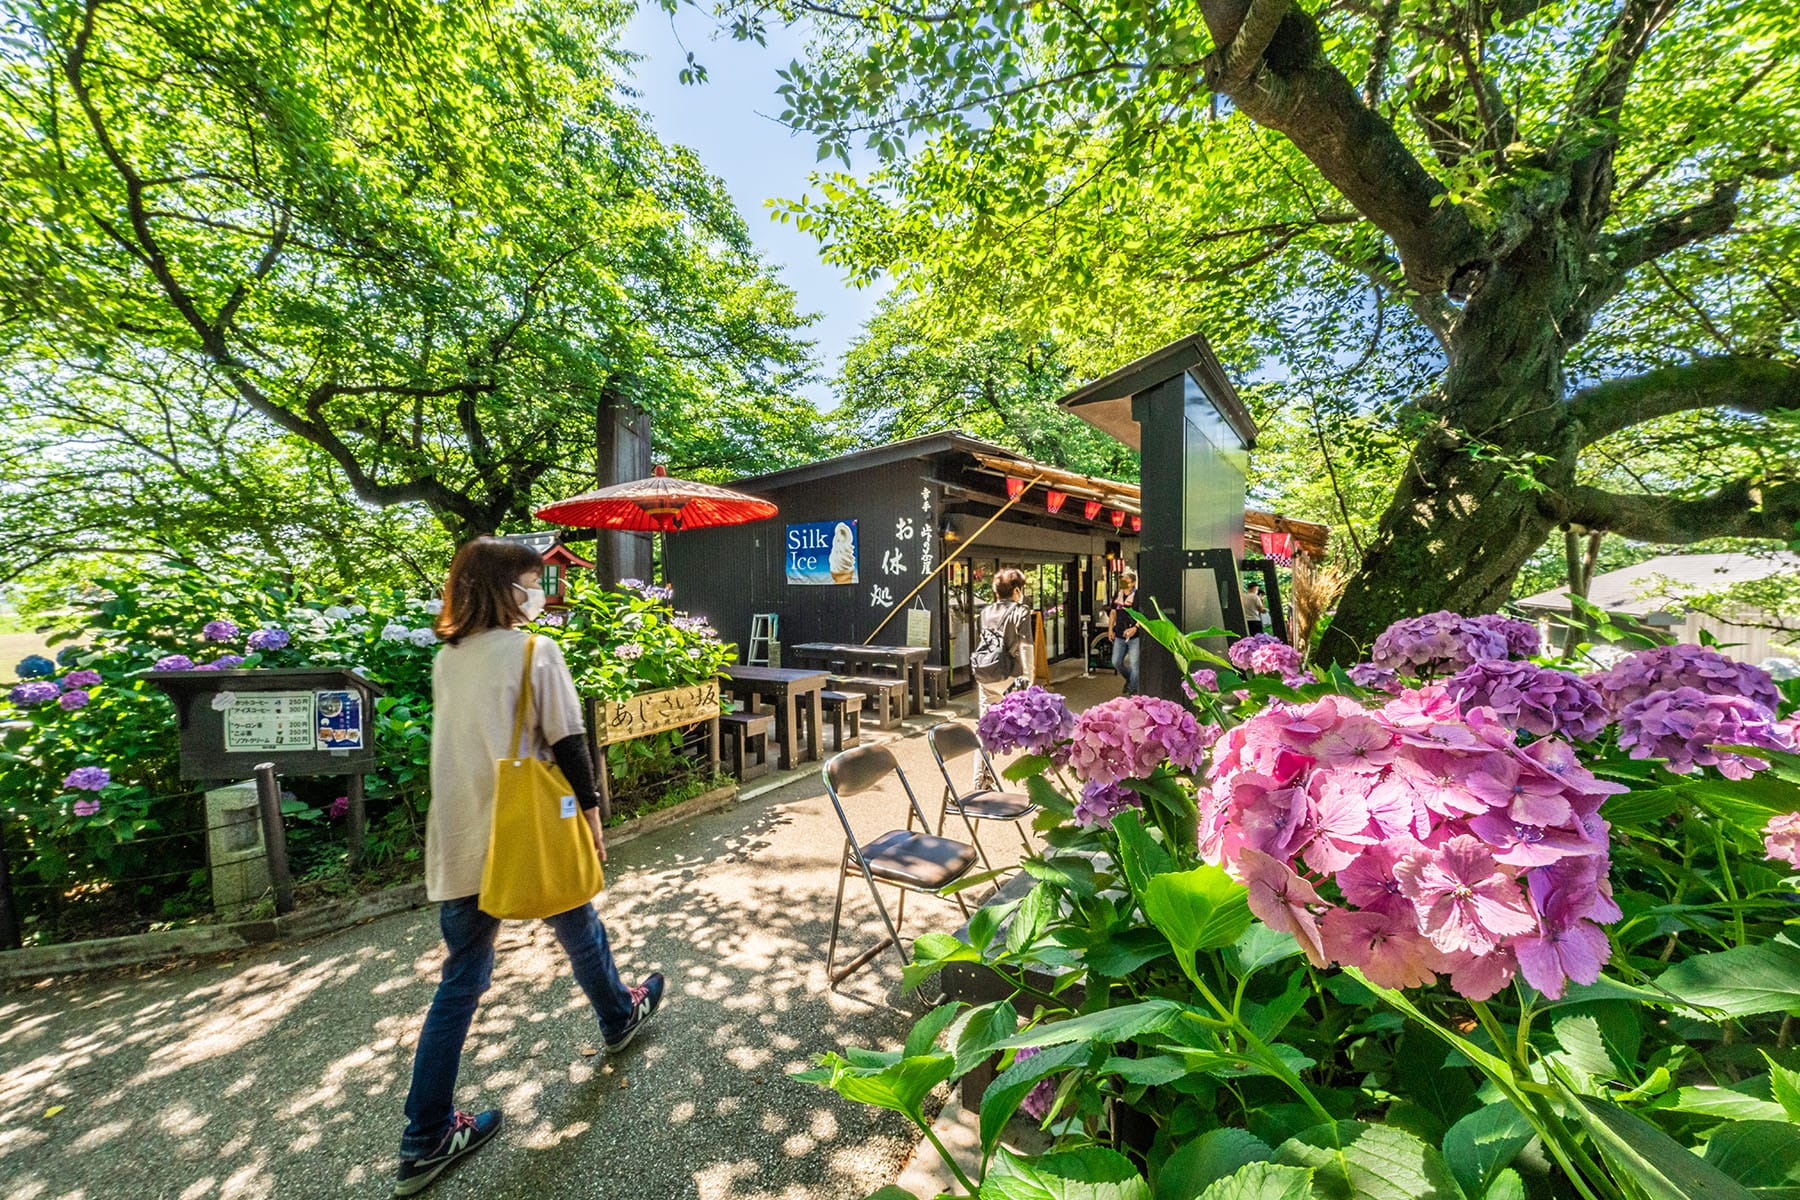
[{"xmin": 534, "ymin": 465, "xmax": 777, "ymax": 533}]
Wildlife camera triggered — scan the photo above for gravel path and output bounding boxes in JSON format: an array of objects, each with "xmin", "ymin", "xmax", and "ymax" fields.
[{"xmin": 0, "ymin": 707, "xmax": 1053, "ymax": 1200}]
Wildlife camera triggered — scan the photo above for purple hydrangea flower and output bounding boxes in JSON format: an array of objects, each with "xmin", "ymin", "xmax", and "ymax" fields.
[
  {"xmin": 977, "ymin": 685, "xmax": 1075, "ymax": 759},
  {"xmin": 152, "ymin": 654, "xmax": 195, "ymax": 671},
  {"xmin": 1228, "ymin": 634, "xmax": 1284, "ymax": 671},
  {"xmin": 1066, "ymin": 695, "xmax": 1218, "ymax": 785},
  {"xmin": 1009, "ymin": 1046, "xmax": 1058, "ymax": 1120},
  {"xmin": 1180, "ymin": 668, "xmax": 1219, "ymax": 702},
  {"xmin": 201, "ymin": 620, "xmax": 241, "ymax": 642},
  {"xmin": 195, "ymin": 654, "xmax": 246, "ymax": 672},
  {"xmin": 15, "ymin": 654, "xmax": 55, "ymax": 678},
  {"xmin": 58, "ymin": 689, "xmax": 90, "ymax": 711},
  {"xmin": 1444, "ymin": 660, "xmax": 1610, "ymax": 741},
  {"xmin": 1593, "ymin": 644, "xmax": 1780, "ymax": 715},
  {"xmin": 63, "ymin": 766, "xmax": 110, "ymax": 791},
  {"xmin": 1228, "ymin": 634, "xmax": 1308, "ymax": 684},
  {"xmin": 9, "ymin": 680, "xmax": 60, "ymax": 706},
  {"xmin": 1347, "ymin": 662, "xmax": 1404, "ymax": 694},
  {"xmin": 1471, "ymin": 614, "xmax": 1541, "ymax": 659},
  {"xmin": 61, "ymin": 669, "xmax": 101, "ymax": 690},
  {"xmin": 1371, "ymin": 612, "xmax": 1509, "ymax": 679},
  {"xmin": 329, "ymin": 795, "xmax": 350, "ymax": 820},
  {"xmin": 1074, "ymin": 779, "xmax": 1141, "ymax": 827},
  {"xmin": 72, "ymin": 797, "xmax": 100, "ymax": 818},
  {"xmin": 246, "ymin": 628, "xmax": 290, "ymax": 652},
  {"xmin": 1616, "ymin": 687, "xmax": 1796, "ymax": 778}
]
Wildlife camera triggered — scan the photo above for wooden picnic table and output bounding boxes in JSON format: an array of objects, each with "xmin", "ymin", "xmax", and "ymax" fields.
[
  {"xmin": 788, "ymin": 642, "xmax": 932, "ymax": 716},
  {"xmin": 720, "ymin": 665, "xmax": 828, "ymax": 770}
]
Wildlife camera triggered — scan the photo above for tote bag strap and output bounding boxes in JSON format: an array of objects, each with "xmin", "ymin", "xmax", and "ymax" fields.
[{"xmin": 510, "ymin": 635, "xmax": 539, "ymax": 760}]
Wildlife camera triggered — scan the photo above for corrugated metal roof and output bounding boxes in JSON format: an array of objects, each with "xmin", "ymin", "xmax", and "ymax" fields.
[{"xmin": 1516, "ymin": 552, "xmax": 1800, "ymax": 615}]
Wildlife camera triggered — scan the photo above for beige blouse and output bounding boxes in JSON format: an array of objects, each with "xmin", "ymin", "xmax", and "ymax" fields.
[{"xmin": 426, "ymin": 628, "xmax": 586, "ymax": 901}]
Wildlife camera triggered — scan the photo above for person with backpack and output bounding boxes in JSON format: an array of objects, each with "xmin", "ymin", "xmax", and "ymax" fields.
[
  {"xmin": 395, "ymin": 537, "xmax": 665, "ymax": 1198},
  {"xmin": 1109, "ymin": 570, "xmax": 1141, "ymax": 695},
  {"xmin": 969, "ymin": 568, "xmax": 1034, "ymax": 784}
]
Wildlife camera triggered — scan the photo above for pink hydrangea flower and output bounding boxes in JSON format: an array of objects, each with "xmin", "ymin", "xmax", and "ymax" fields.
[
  {"xmin": 72, "ymin": 797, "xmax": 100, "ymax": 818},
  {"xmin": 1322, "ymin": 903, "xmax": 1446, "ymax": 989},
  {"xmin": 1066, "ymin": 695, "xmax": 1215, "ymax": 784},
  {"xmin": 1239, "ymin": 848, "xmax": 1329, "ymax": 967},
  {"xmin": 1764, "ymin": 811, "xmax": 1800, "ymax": 869},
  {"xmin": 1393, "ymin": 835, "xmax": 1536, "ymax": 955},
  {"xmin": 329, "ymin": 795, "xmax": 351, "ymax": 820}
]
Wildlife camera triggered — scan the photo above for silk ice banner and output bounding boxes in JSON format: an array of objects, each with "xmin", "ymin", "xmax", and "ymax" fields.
[{"xmin": 787, "ymin": 520, "xmax": 858, "ymax": 585}]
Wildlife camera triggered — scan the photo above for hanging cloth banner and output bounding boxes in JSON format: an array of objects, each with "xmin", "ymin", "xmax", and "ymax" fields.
[
  {"xmin": 1259, "ymin": 532, "xmax": 1295, "ymax": 566},
  {"xmin": 904, "ymin": 605, "xmax": 932, "ymax": 648}
]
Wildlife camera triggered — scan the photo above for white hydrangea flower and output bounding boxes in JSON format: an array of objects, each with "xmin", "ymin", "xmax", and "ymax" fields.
[
  {"xmin": 407, "ymin": 627, "xmax": 439, "ymax": 647},
  {"xmin": 424, "ymin": 598, "xmax": 444, "ymax": 615},
  {"xmin": 322, "ymin": 605, "xmax": 353, "ymax": 621},
  {"xmin": 380, "ymin": 623, "xmax": 410, "ymax": 642},
  {"xmin": 347, "ymin": 604, "xmax": 368, "ymax": 616}
]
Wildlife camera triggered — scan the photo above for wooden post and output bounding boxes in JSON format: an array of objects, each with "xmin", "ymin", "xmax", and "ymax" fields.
[
  {"xmin": 253, "ymin": 762, "xmax": 295, "ymax": 916},
  {"xmin": 345, "ymin": 774, "xmax": 366, "ymax": 871},
  {"xmin": 0, "ymin": 823, "xmax": 22, "ymax": 949}
]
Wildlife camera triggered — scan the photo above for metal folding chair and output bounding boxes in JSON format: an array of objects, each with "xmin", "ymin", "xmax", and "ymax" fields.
[
  {"xmin": 821, "ymin": 745, "xmax": 979, "ymax": 989},
  {"xmin": 926, "ymin": 721, "xmax": 1039, "ymax": 873}
]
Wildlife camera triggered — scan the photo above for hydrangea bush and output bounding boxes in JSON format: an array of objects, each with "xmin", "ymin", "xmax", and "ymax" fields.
[
  {"xmin": 2, "ymin": 561, "xmax": 731, "ymax": 934},
  {"xmin": 802, "ymin": 606, "xmax": 1800, "ymax": 1200}
]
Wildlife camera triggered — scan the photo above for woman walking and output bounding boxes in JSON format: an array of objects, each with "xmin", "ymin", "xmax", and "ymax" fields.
[
  {"xmin": 970, "ymin": 568, "xmax": 1035, "ymax": 786},
  {"xmin": 395, "ymin": 537, "xmax": 664, "ymax": 1197},
  {"xmin": 1108, "ymin": 570, "xmax": 1141, "ymax": 695}
]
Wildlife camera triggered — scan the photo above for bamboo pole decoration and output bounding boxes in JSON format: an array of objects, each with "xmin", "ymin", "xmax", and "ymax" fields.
[{"xmin": 863, "ymin": 473, "xmax": 1047, "ymax": 644}]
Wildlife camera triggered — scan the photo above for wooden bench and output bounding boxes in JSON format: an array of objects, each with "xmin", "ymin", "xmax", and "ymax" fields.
[
  {"xmin": 820, "ymin": 689, "xmax": 863, "ymax": 751},
  {"xmin": 921, "ymin": 665, "xmax": 950, "ymax": 709},
  {"xmin": 827, "ymin": 675, "xmax": 906, "ymax": 730},
  {"xmin": 720, "ymin": 711, "xmax": 773, "ymax": 781}
]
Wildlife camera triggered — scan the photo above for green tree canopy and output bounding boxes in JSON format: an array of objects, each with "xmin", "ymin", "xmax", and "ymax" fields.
[
  {"xmin": 0, "ymin": 0, "xmax": 822, "ymax": 580},
  {"xmin": 687, "ymin": 0, "xmax": 1799, "ymax": 658}
]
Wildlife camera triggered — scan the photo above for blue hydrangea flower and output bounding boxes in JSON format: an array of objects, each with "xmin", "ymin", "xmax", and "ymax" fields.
[{"xmin": 15, "ymin": 655, "xmax": 55, "ymax": 678}]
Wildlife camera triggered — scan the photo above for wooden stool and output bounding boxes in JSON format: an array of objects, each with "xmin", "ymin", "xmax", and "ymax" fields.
[
  {"xmin": 720, "ymin": 711, "xmax": 772, "ymax": 781},
  {"xmin": 921, "ymin": 665, "xmax": 950, "ymax": 708},
  {"xmin": 828, "ymin": 676, "xmax": 906, "ymax": 729},
  {"xmin": 820, "ymin": 689, "xmax": 863, "ymax": 750}
]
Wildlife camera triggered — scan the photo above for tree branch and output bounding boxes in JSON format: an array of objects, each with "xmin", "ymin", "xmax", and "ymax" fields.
[
  {"xmin": 1567, "ymin": 355, "xmax": 1800, "ymax": 445},
  {"xmin": 1554, "ymin": 477, "xmax": 1800, "ymax": 544},
  {"xmin": 1198, "ymin": 0, "xmax": 1485, "ymax": 294}
]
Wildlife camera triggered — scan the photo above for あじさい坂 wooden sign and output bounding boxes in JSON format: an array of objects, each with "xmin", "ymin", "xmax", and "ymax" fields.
[{"xmin": 599, "ymin": 681, "xmax": 723, "ymax": 745}]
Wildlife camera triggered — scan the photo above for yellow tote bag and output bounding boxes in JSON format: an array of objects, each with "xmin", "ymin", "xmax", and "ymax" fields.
[{"xmin": 478, "ymin": 636, "xmax": 605, "ymax": 919}]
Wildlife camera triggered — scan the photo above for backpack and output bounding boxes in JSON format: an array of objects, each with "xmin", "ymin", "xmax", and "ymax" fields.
[{"xmin": 971, "ymin": 603, "xmax": 1018, "ymax": 683}]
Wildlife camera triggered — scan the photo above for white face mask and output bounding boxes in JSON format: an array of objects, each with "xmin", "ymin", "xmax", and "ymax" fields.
[{"xmin": 514, "ymin": 583, "xmax": 547, "ymax": 621}]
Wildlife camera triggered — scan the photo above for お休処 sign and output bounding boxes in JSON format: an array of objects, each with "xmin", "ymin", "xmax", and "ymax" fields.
[{"xmin": 786, "ymin": 520, "xmax": 857, "ymax": 585}]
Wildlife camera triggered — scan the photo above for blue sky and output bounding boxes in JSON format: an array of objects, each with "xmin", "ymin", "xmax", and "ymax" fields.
[{"xmin": 620, "ymin": 8, "xmax": 888, "ymax": 409}]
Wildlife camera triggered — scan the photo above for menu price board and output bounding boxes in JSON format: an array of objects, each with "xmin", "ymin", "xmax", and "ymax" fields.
[{"xmin": 223, "ymin": 692, "xmax": 318, "ymax": 753}]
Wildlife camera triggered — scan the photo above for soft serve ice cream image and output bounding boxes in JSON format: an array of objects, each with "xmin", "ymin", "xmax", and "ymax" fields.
[{"xmin": 828, "ymin": 521, "xmax": 857, "ymax": 583}]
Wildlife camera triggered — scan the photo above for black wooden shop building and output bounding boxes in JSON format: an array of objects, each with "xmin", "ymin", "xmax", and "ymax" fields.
[{"xmin": 663, "ymin": 431, "xmax": 1142, "ymax": 689}]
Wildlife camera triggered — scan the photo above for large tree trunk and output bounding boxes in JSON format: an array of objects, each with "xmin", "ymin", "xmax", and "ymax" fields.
[{"xmin": 1320, "ymin": 232, "xmax": 1583, "ymax": 664}]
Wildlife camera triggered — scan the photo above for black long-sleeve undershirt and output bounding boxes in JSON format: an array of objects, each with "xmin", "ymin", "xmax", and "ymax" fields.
[{"xmin": 550, "ymin": 733, "xmax": 602, "ymax": 812}]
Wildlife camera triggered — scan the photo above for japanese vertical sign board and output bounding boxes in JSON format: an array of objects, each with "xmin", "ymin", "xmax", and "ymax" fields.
[
  {"xmin": 600, "ymin": 680, "xmax": 724, "ymax": 745},
  {"xmin": 786, "ymin": 520, "xmax": 857, "ymax": 585}
]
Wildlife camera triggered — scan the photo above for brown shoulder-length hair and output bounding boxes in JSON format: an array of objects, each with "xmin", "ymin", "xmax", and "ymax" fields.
[
  {"xmin": 435, "ymin": 537, "xmax": 545, "ymax": 645},
  {"xmin": 993, "ymin": 567, "xmax": 1026, "ymax": 601}
]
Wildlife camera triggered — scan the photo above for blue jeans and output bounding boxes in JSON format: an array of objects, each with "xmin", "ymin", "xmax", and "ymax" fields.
[
  {"xmin": 1111, "ymin": 634, "xmax": 1141, "ymax": 694},
  {"xmin": 400, "ymin": 896, "xmax": 635, "ymax": 1158}
]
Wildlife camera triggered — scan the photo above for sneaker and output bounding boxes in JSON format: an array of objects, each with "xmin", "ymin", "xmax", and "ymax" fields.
[
  {"xmin": 603, "ymin": 972, "xmax": 665, "ymax": 1054},
  {"xmin": 393, "ymin": 1109, "xmax": 502, "ymax": 1197}
]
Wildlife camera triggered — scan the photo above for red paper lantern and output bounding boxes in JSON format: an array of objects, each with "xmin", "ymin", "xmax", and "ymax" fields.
[
  {"xmin": 1110, "ymin": 508, "xmax": 1125, "ymax": 529},
  {"xmin": 1084, "ymin": 499, "xmax": 1103, "ymax": 521},
  {"xmin": 1005, "ymin": 477, "xmax": 1026, "ymax": 500},
  {"xmin": 1045, "ymin": 488, "xmax": 1067, "ymax": 514},
  {"xmin": 1131, "ymin": 515, "xmax": 1142, "ymax": 533}
]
